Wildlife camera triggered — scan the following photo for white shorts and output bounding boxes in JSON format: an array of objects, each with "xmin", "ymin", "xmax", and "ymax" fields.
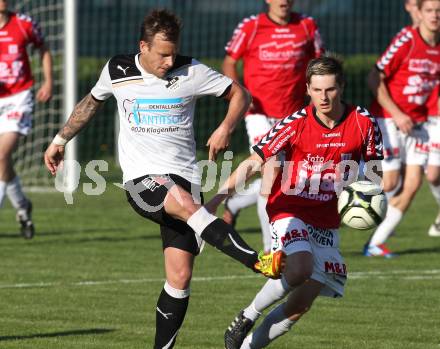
[
  {"xmin": 245, "ymin": 113, "xmax": 279, "ymax": 152},
  {"xmin": 377, "ymin": 118, "xmax": 429, "ymax": 172},
  {"xmin": 427, "ymin": 116, "xmax": 440, "ymax": 166},
  {"xmin": 270, "ymin": 216, "xmax": 346, "ymax": 298},
  {"xmin": 0, "ymin": 89, "xmax": 33, "ymax": 136}
]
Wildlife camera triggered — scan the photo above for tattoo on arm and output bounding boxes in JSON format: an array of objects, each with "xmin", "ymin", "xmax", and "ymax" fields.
[{"xmin": 59, "ymin": 94, "xmax": 103, "ymax": 141}]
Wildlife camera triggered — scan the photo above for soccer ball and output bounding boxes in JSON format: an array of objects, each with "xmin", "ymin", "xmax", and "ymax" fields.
[{"xmin": 337, "ymin": 181, "xmax": 387, "ymax": 230}]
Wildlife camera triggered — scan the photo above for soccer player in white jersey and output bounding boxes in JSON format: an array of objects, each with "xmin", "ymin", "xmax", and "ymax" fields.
[
  {"xmin": 44, "ymin": 9, "xmax": 282, "ymax": 349},
  {"xmin": 206, "ymin": 56, "xmax": 383, "ymax": 349},
  {"xmin": 0, "ymin": 0, "xmax": 53, "ymax": 238},
  {"xmin": 222, "ymin": 0, "xmax": 323, "ymax": 252}
]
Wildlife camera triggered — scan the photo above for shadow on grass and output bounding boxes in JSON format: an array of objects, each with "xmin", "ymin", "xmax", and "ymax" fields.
[
  {"xmin": 0, "ymin": 228, "xmax": 124, "ymax": 239},
  {"xmin": 236, "ymin": 227, "xmax": 261, "ymax": 234},
  {"xmin": 345, "ymin": 246, "xmax": 440, "ymax": 257},
  {"xmin": 0, "ymin": 328, "xmax": 115, "ymax": 341},
  {"xmin": 393, "ymin": 246, "xmax": 440, "ymax": 255}
]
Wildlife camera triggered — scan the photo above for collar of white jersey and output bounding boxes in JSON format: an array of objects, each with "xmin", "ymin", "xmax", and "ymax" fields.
[{"xmin": 135, "ymin": 53, "xmax": 159, "ymax": 79}]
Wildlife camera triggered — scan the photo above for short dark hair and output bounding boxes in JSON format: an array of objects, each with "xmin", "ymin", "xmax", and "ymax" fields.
[
  {"xmin": 306, "ymin": 54, "xmax": 345, "ymax": 87},
  {"xmin": 139, "ymin": 9, "xmax": 181, "ymax": 44}
]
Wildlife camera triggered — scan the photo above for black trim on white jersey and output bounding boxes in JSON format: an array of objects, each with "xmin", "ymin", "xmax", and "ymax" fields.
[
  {"xmin": 91, "ymin": 93, "xmax": 105, "ymax": 102},
  {"xmin": 108, "ymin": 54, "xmax": 141, "ymax": 81},
  {"xmin": 218, "ymin": 83, "xmax": 232, "ymax": 98}
]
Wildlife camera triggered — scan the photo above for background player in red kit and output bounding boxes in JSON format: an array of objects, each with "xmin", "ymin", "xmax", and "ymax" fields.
[
  {"xmin": 206, "ymin": 56, "xmax": 383, "ymax": 349},
  {"xmin": 364, "ymin": 0, "xmax": 440, "ymax": 256},
  {"xmin": 0, "ymin": 0, "xmax": 53, "ymax": 238},
  {"xmin": 371, "ymin": 0, "xmax": 440, "ymax": 238},
  {"xmin": 222, "ymin": 0, "xmax": 324, "ymax": 252}
]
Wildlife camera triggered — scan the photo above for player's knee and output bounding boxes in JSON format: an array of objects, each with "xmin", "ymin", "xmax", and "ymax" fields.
[
  {"xmin": 166, "ymin": 186, "xmax": 200, "ymax": 218},
  {"xmin": 426, "ymin": 171, "xmax": 440, "ymax": 186},
  {"xmin": 283, "ymin": 266, "xmax": 313, "ymax": 288},
  {"xmin": 180, "ymin": 195, "xmax": 200, "ymax": 216},
  {"xmin": 382, "ymin": 177, "xmax": 399, "ymax": 193},
  {"xmin": 167, "ymin": 268, "xmax": 193, "ymax": 289}
]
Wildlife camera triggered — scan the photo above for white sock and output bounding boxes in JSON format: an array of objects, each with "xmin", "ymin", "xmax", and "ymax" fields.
[
  {"xmin": 0, "ymin": 180, "xmax": 7, "ymax": 208},
  {"xmin": 369, "ymin": 205, "xmax": 403, "ymax": 246},
  {"xmin": 429, "ymin": 183, "xmax": 440, "ymax": 207},
  {"xmin": 6, "ymin": 176, "xmax": 28, "ymax": 209},
  {"xmin": 242, "ymin": 303, "xmax": 295, "ymax": 349},
  {"xmin": 164, "ymin": 281, "xmax": 190, "ymax": 298},
  {"xmin": 226, "ymin": 178, "xmax": 261, "ymax": 214},
  {"xmin": 243, "ymin": 276, "xmax": 291, "ymax": 322},
  {"xmin": 186, "ymin": 207, "xmax": 217, "ymax": 237},
  {"xmin": 257, "ymin": 194, "xmax": 271, "ymax": 252}
]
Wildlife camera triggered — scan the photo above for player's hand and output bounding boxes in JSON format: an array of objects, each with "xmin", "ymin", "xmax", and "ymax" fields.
[
  {"xmin": 206, "ymin": 124, "xmax": 231, "ymax": 161},
  {"xmin": 36, "ymin": 81, "xmax": 53, "ymax": 103},
  {"xmin": 393, "ymin": 113, "xmax": 414, "ymax": 135},
  {"xmin": 44, "ymin": 143, "xmax": 65, "ymax": 175}
]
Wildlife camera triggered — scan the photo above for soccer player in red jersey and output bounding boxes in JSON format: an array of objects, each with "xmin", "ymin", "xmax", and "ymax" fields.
[
  {"xmin": 206, "ymin": 56, "xmax": 383, "ymax": 349},
  {"xmin": 222, "ymin": 0, "xmax": 324, "ymax": 253},
  {"xmin": 364, "ymin": 0, "xmax": 440, "ymax": 255},
  {"xmin": 400, "ymin": 0, "xmax": 440, "ymax": 237},
  {"xmin": 425, "ymin": 83, "xmax": 440, "ymax": 236},
  {"xmin": 0, "ymin": 0, "xmax": 53, "ymax": 238}
]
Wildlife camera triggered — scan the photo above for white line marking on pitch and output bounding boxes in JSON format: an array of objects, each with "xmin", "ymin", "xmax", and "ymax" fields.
[{"xmin": 0, "ymin": 269, "xmax": 439, "ymax": 290}]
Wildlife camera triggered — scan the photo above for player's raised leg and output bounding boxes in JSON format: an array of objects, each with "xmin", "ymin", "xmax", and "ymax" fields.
[
  {"xmin": 126, "ymin": 175, "xmax": 282, "ymax": 278},
  {"xmin": 164, "ymin": 183, "xmax": 275, "ymax": 274}
]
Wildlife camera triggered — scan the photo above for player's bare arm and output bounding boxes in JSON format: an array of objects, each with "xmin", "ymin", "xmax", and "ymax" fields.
[
  {"xmin": 368, "ymin": 68, "xmax": 413, "ymax": 134},
  {"xmin": 59, "ymin": 93, "xmax": 103, "ymax": 140},
  {"xmin": 44, "ymin": 93, "xmax": 103, "ymax": 175},
  {"xmin": 206, "ymin": 81, "xmax": 251, "ymax": 161},
  {"xmin": 222, "ymin": 55, "xmax": 240, "ymax": 82},
  {"xmin": 222, "ymin": 55, "xmax": 256, "ymax": 112},
  {"xmin": 205, "ymin": 152, "xmax": 263, "ymax": 214},
  {"xmin": 36, "ymin": 45, "xmax": 53, "ymax": 103}
]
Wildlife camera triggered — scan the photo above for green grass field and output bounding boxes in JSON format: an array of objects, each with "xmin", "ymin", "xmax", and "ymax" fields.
[{"xmin": 1, "ymin": 176, "xmax": 440, "ymax": 348}]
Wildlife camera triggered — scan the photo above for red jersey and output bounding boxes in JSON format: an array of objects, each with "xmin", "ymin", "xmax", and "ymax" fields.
[
  {"xmin": 0, "ymin": 12, "xmax": 44, "ymax": 97},
  {"xmin": 254, "ymin": 104, "xmax": 383, "ymax": 229},
  {"xmin": 225, "ymin": 12, "xmax": 324, "ymax": 119},
  {"xmin": 427, "ymin": 84, "xmax": 439, "ymax": 116},
  {"xmin": 371, "ymin": 26, "xmax": 440, "ymax": 122}
]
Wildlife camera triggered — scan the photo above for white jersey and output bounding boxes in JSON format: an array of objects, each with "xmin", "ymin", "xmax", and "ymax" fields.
[{"xmin": 91, "ymin": 53, "xmax": 232, "ymax": 184}]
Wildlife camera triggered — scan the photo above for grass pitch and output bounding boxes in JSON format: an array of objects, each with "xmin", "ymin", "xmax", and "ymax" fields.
[{"xmin": 1, "ymin": 176, "xmax": 440, "ymax": 348}]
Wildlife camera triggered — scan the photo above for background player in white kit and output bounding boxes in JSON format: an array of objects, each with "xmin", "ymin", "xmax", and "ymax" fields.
[
  {"xmin": 207, "ymin": 56, "xmax": 383, "ymax": 349},
  {"xmin": 0, "ymin": 0, "xmax": 53, "ymax": 239},
  {"xmin": 44, "ymin": 9, "xmax": 282, "ymax": 349},
  {"xmin": 222, "ymin": 0, "xmax": 323, "ymax": 252}
]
